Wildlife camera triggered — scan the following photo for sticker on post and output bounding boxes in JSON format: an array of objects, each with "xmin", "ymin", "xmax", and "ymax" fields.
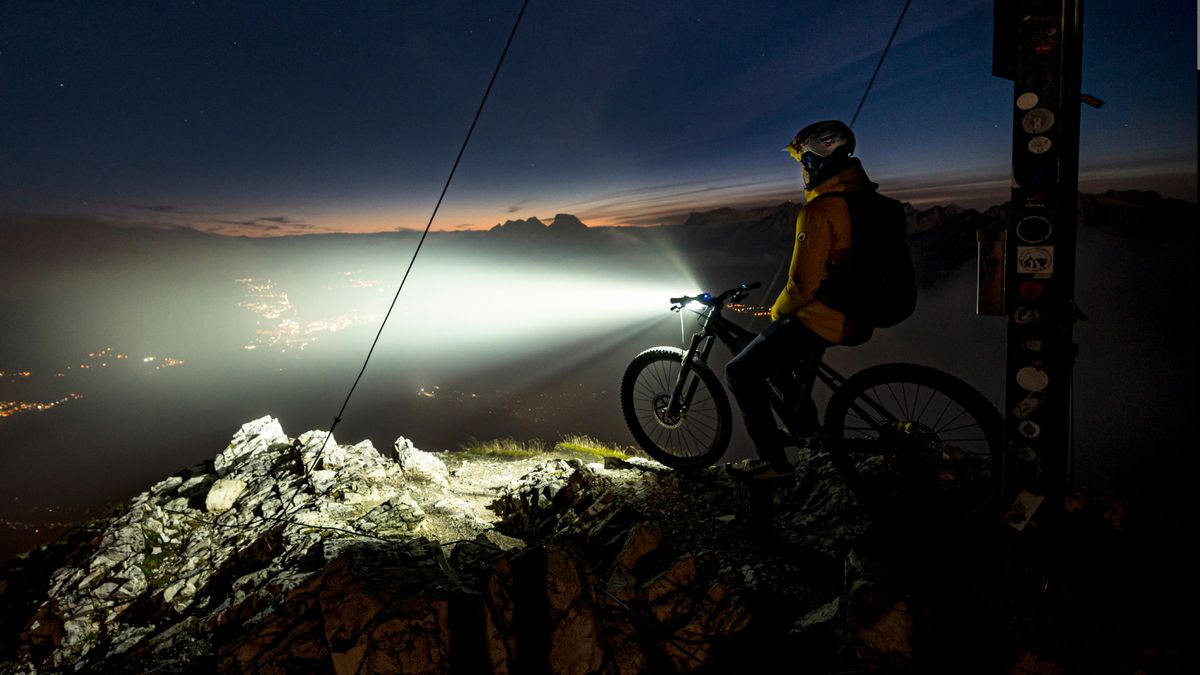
[
  {"xmin": 1016, "ymin": 366, "xmax": 1049, "ymax": 391},
  {"xmin": 1005, "ymin": 490, "xmax": 1045, "ymax": 531},
  {"xmin": 1018, "ymin": 420, "xmax": 1041, "ymax": 438},
  {"xmin": 1014, "ymin": 306, "xmax": 1041, "ymax": 326},
  {"xmin": 1012, "ymin": 390, "xmax": 1046, "ymax": 419},
  {"xmin": 1018, "ymin": 281, "xmax": 1044, "ymax": 300},
  {"xmin": 1022, "ymin": 108, "xmax": 1056, "ymax": 134},
  {"xmin": 1016, "ymin": 215, "xmax": 1052, "ymax": 243},
  {"xmin": 1016, "ymin": 92, "xmax": 1039, "ymax": 110},
  {"xmin": 1017, "ymin": 246, "xmax": 1054, "ymax": 277},
  {"xmin": 1027, "ymin": 136, "xmax": 1052, "ymax": 154}
]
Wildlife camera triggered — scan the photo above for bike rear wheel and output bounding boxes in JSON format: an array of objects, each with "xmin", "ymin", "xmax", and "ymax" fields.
[
  {"xmin": 823, "ymin": 363, "xmax": 1002, "ymax": 520},
  {"xmin": 620, "ymin": 347, "xmax": 732, "ymax": 470}
]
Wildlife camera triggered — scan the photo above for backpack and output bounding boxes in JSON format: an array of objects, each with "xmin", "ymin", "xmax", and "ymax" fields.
[{"xmin": 812, "ymin": 190, "xmax": 916, "ymax": 328}]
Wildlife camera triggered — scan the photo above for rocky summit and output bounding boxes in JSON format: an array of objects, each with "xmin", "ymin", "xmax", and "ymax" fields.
[{"xmin": 0, "ymin": 417, "xmax": 1187, "ymax": 673}]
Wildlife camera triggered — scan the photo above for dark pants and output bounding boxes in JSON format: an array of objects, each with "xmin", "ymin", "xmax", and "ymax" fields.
[{"xmin": 725, "ymin": 317, "xmax": 830, "ymax": 467}]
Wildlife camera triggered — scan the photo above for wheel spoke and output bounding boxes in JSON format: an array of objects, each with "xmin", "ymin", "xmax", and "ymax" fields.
[
  {"xmin": 823, "ymin": 365, "xmax": 1001, "ymax": 521},
  {"xmin": 621, "ymin": 351, "xmax": 731, "ymax": 468}
]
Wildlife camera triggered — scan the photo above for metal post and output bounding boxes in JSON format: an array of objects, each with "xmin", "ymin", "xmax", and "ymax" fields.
[{"xmin": 993, "ymin": 0, "xmax": 1084, "ymax": 531}]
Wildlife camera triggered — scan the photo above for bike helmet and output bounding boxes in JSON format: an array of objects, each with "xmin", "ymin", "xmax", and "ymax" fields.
[{"xmin": 785, "ymin": 120, "xmax": 856, "ymax": 189}]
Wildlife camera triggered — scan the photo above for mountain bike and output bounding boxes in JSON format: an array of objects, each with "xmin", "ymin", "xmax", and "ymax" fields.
[{"xmin": 619, "ymin": 282, "xmax": 1003, "ymax": 519}]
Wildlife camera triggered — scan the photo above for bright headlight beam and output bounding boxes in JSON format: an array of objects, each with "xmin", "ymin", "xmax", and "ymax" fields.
[{"xmin": 370, "ymin": 258, "xmax": 697, "ymax": 355}]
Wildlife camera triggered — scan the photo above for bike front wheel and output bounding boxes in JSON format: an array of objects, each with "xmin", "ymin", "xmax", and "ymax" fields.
[
  {"xmin": 823, "ymin": 363, "xmax": 1002, "ymax": 520},
  {"xmin": 620, "ymin": 347, "xmax": 732, "ymax": 470}
]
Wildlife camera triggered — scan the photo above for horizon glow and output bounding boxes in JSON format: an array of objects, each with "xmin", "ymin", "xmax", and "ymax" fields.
[{"xmin": 1, "ymin": 1, "xmax": 1192, "ymax": 237}]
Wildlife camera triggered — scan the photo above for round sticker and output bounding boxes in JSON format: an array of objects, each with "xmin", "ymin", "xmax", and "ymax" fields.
[
  {"xmin": 1018, "ymin": 281, "xmax": 1044, "ymax": 300},
  {"xmin": 1016, "ymin": 215, "xmax": 1052, "ymax": 243},
  {"xmin": 1016, "ymin": 92, "xmax": 1039, "ymax": 110},
  {"xmin": 1015, "ymin": 446, "xmax": 1037, "ymax": 462},
  {"xmin": 1017, "ymin": 246, "xmax": 1054, "ymax": 275},
  {"xmin": 1016, "ymin": 366, "xmax": 1049, "ymax": 392},
  {"xmin": 1014, "ymin": 306, "xmax": 1041, "ymax": 325},
  {"xmin": 1028, "ymin": 136, "xmax": 1052, "ymax": 154},
  {"xmin": 1018, "ymin": 420, "xmax": 1041, "ymax": 438},
  {"xmin": 1022, "ymin": 108, "xmax": 1056, "ymax": 134}
]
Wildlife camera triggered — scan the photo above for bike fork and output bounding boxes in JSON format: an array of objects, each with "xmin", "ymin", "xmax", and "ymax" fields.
[{"xmin": 666, "ymin": 333, "xmax": 712, "ymax": 417}]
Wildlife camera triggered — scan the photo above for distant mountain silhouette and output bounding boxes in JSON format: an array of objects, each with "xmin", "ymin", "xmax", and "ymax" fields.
[
  {"xmin": 488, "ymin": 215, "xmax": 548, "ymax": 236},
  {"xmin": 548, "ymin": 213, "xmax": 588, "ymax": 233},
  {"xmin": 3, "ymin": 190, "xmax": 1192, "ymax": 292},
  {"xmin": 487, "ymin": 213, "xmax": 592, "ymax": 239},
  {"xmin": 606, "ymin": 189, "xmax": 1196, "ymax": 289}
]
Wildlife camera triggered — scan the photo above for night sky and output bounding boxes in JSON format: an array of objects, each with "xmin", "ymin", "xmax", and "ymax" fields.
[{"xmin": 2, "ymin": 0, "xmax": 1195, "ymax": 236}]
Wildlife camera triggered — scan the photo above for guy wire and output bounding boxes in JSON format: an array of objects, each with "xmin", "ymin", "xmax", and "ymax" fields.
[
  {"xmin": 283, "ymin": 0, "xmax": 531, "ymax": 511},
  {"xmin": 850, "ymin": 0, "xmax": 913, "ymax": 128}
]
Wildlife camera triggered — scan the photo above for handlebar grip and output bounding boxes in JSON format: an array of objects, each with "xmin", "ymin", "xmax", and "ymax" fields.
[
  {"xmin": 669, "ymin": 296, "xmax": 688, "ymax": 304},
  {"xmin": 741, "ymin": 281, "xmax": 762, "ymax": 291}
]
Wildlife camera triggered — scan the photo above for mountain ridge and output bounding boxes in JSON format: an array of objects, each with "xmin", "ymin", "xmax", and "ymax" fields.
[{"xmin": 4, "ymin": 189, "xmax": 1191, "ymax": 246}]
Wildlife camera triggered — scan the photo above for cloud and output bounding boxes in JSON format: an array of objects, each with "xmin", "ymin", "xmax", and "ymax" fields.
[
  {"xmin": 128, "ymin": 203, "xmax": 218, "ymax": 217},
  {"xmin": 211, "ymin": 215, "xmax": 316, "ymax": 231},
  {"xmin": 561, "ymin": 176, "xmax": 799, "ymax": 226},
  {"xmin": 506, "ymin": 205, "xmax": 521, "ymax": 213}
]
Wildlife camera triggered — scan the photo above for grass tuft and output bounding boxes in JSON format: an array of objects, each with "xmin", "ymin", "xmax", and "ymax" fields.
[
  {"xmin": 457, "ymin": 435, "xmax": 640, "ymax": 462},
  {"xmin": 553, "ymin": 434, "xmax": 634, "ymax": 461},
  {"xmin": 458, "ymin": 437, "xmax": 546, "ymax": 458}
]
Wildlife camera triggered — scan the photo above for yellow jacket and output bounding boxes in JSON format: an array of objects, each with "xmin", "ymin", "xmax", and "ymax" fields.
[{"xmin": 770, "ymin": 159, "xmax": 876, "ymax": 346}]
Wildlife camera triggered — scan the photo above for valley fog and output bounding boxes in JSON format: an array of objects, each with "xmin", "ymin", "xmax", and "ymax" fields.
[{"xmin": 1, "ymin": 213, "xmax": 1194, "ymax": 558}]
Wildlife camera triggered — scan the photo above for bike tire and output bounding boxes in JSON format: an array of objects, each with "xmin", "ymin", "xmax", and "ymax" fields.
[
  {"xmin": 823, "ymin": 363, "xmax": 1002, "ymax": 520},
  {"xmin": 620, "ymin": 347, "xmax": 732, "ymax": 470}
]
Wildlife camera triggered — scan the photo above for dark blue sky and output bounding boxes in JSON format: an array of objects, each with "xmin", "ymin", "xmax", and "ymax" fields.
[{"xmin": 1, "ymin": 0, "xmax": 1195, "ymax": 235}]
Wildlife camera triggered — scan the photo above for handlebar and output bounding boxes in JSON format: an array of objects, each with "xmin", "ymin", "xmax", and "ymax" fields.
[{"xmin": 670, "ymin": 281, "xmax": 761, "ymax": 310}]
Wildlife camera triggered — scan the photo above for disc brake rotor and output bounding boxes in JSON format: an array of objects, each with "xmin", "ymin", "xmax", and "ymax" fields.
[{"xmin": 653, "ymin": 394, "xmax": 685, "ymax": 429}]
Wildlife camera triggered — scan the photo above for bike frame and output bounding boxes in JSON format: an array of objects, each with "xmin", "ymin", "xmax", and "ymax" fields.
[
  {"xmin": 665, "ymin": 301, "xmax": 902, "ymax": 441},
  {"xmin": 662, "ymin": 293, "xmax": 912, "ymax": 441}
]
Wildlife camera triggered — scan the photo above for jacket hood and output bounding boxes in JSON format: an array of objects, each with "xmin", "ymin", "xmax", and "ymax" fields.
[{"xmin": 804, "ymin": 158, "xmax": 877, "ymax": 202}]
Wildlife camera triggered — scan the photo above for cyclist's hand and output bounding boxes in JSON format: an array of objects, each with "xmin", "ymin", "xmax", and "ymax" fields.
[{"xmin": 770, "ymin": 307, "xmax": 781, "ymax": 321}]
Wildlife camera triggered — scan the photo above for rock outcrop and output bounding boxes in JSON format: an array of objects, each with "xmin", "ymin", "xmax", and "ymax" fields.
[{"xmin": 0, "ymin": 418, "xmax": 1186, "ymax": 673}]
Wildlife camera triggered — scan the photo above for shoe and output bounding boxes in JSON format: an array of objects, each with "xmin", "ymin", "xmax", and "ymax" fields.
[
  {"xmin": 726, "ymin": 459, "xmax": 794, "ymax": 481},
  {"xmin": 726, "ymin": 458, "xmax": 770, "ymax": 476},
  {"xmin": 749, "ymin": 464, "xmax": 795, "ymax": 481}
]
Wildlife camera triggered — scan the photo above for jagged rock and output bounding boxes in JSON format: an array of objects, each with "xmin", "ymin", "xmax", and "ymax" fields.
[
  {"xmin": 3, "ymin": 414, "xmax": 1177, "ymax": 673},
  {"xmin": 490, "ymin": 459, "xmax": 581, "ymax": 535},
  {"xmin": 845, "ymin": 579, "xmax": 914, "ymax": 666},
  {"xmin": 3, "ymin": 417, "xmax": 456, "ymax": 671},
  {"xmin": 393, "ymin": 436, "xmax": 450, "ymax": 489},
  {"xmin": 215, "ymin": 415, "xmax": 288, "ymax": 476},
  {"xmin": 612, "ymin": 522, "xmax": 663, "ymax": 571},
  {"xmin": 789, "ymin": 598, "xmax": 845, "ymax": 670},
  {"xmin": 539, "ymin": 546, "xmax": 606, "ymax": 675},
  {"xmin": 205, "ymin": 478, "xmax": 248, "ymax": 513}
]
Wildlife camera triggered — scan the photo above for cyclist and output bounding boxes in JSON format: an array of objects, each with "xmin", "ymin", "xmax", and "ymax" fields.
[{"xmin": 726, "ymin": 120, "xmax": 877, "ymax": 480}]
